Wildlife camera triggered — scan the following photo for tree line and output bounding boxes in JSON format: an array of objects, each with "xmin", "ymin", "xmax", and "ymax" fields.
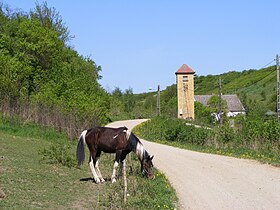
[{"xmin": 0, "ymin": 2, "xmax": 110, "ymax": 137}]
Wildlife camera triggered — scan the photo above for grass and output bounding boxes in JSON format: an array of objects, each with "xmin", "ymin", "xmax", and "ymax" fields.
[{"xmin": 0, "ymin": 115, "xmax": 178, "ymax": 209}]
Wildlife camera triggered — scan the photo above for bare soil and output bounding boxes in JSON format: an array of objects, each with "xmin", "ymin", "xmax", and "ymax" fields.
[{"xmin": 107, "ymin": 119, "xmax": 280, "ymax": 210}]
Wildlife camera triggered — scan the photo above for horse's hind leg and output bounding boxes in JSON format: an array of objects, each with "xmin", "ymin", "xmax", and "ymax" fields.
[
  {"xmin": 95, "ymin": 157, "xmax": 105, "ymax": 183},
  {"xmin": 89, "ymin": 155, "xmax": 101, "ymax": 184},
  {"xmin": 111, "ymin": 161, "xmax": 119, "ymax": 183}
]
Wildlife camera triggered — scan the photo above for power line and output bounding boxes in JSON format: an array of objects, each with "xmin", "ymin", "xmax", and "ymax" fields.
[{"xmin": 259, "ymin": 60, "xmax": 275, "ymax": 69}]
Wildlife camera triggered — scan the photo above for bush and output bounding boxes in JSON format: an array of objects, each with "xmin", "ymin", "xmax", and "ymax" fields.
[
  {"xmin": 137, "ymin": 116, "xmax": 280, "ymax": 156},
  {"xmin": 137, "ymin": 116, "xmax": 212, "ymax": 146},
  {"xmin": 39, "ymin": 142, "xmax": 76, "ymax": 168}
]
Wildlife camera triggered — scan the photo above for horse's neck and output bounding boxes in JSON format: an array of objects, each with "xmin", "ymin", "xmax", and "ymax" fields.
[{"xmin": 135, "ymin": 142, "xmax": 145, "ymax": 162}]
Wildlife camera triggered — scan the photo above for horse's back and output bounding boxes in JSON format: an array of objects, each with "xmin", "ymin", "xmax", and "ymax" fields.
[{"xmin": 85, "ymin": 126, "xmax": 130, "ymax": 152}]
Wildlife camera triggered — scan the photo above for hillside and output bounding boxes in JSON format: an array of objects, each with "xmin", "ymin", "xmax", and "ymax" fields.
[
  {"xmin": 195, "ymin": 66, "xmax": 276, "ymax": 98},
  {"xmin": 130, "ymin": 65, "xmax": 277, "ymax": 119},
  {"xmin": 195, "ymin": 65, "xmax": 277, "ymax": 117}
]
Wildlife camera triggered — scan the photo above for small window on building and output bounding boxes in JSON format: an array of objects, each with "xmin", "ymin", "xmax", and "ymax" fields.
[{"xmin": 183, "ymin": 76, "xmax": 188, "ymax": 83}]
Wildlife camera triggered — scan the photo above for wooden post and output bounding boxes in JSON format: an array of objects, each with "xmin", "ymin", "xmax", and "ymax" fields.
[
  {"xmin": 157, "ymin": 85, "xmax": 160, "ymax": 116},
  {"xmin": 123, "ymin": 160, "xmax": 127, "ymax": 203},
  {"xmin": 219, "ymin": 77, "xmax": 223, "ymax": 126},
  {"xmin": 276, "ymin": 54, "xmax": 280, "ymax": 121}
]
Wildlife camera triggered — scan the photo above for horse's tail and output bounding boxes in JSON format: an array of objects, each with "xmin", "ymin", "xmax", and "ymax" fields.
[{"xmin": 76, "ymin": 130, "xmax": 87, "ymax": 167}]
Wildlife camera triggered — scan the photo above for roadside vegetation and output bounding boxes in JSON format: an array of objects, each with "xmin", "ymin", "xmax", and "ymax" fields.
[{"xmin": 134, "ymin": 116, "xmax": 280, "ymax": 166}]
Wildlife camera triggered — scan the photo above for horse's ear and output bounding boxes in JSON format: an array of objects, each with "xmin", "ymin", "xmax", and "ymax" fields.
[{"xmin": 150, "ymin": 155, "xmax": 154, "ymax": 160}]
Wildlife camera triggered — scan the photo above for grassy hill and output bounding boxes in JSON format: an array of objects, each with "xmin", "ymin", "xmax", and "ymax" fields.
[
  {"xmin": 195, "ymin": 66, "xmax": 275, "ymax": 96},
  {"xmin": 194, "ymin": 65, "xmax": 277, "ymax": 117},
  {"xmin": 131, "ymin": 65, "xmax": 277, "ymax": 119}
]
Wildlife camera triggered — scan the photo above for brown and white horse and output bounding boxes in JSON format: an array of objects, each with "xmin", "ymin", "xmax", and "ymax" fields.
[{"xmin": 76, "ymin": 126, "xmax": 155, "ymax": 183}]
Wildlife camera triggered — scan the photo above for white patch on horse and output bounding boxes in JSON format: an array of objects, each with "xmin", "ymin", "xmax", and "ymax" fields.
[
  {"xmin": 81, "ymin": 130, "xmax": 87, "ymax": 144},
  {"xmin": 111, "ymin": 161, "xmax": 119, "ymax": 183},
  {"xmin": 95, "ymin": 158, "xmax": 105, "ymax": 182},
  {"xmin": 123, "ymin": 129, "xmax": 131, "ymax": 140},
  {"xmin": 136, "ymin": 142, "xmax": 144, "ymax": 161},
  {"xmin": 113, "ymin": 134, "xmax": 119, "ymax": 139}
]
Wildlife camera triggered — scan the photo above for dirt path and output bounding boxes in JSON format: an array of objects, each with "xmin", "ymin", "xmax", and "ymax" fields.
[{"xmin": 107, "ymin": 120, "xmax": 280, "ymax": 210}]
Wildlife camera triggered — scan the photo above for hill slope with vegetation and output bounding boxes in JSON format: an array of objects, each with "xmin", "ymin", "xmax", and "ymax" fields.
[
  {"xmin": 195, "ymin": 66, "xmax": 277, "ymax": 119},
  {"xmin": 0, "ymin": 2, "xmax": 110, "ymax": 137},
  {"xmin": 112, "ymin": 65, "xmax": 277, "ymax": 121}
]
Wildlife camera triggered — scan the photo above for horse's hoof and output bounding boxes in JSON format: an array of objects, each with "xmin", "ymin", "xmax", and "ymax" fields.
[
  {"xmin": 111, "ymin": 178, "xmax": 117, "ymax": 183},
  {"xmin": 100, "ymin": 178, "xmax": 105, "ymax": 183},
  {"xmin": 95, "ymin": 179, "xmax": 101, "ymax": 184}
]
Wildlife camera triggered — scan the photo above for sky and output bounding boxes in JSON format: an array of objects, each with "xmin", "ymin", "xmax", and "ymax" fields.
[{"xmin": 5, "ymin": 0, "xmax": 280, "ymax": 93}]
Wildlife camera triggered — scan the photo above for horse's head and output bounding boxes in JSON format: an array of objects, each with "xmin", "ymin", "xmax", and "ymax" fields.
[{"xmin": 142, "ymin": 155, "xmax": 155, "ymax": 180}]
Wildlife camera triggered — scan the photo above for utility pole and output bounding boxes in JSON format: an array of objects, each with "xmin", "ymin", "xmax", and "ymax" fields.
[
  {"xmin": 276, "ymin": 54, "xmax": 280, "ymax": 121},
  {"xmin": 157, "ymin": 84, "xmax": 160, "ymax": 116},
  {"xmin": 218, "ymin": 77, "xmax": 223, "ymax": 126}
]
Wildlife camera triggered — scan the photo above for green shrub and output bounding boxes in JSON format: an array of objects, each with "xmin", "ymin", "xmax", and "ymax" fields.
[
  {"xmin": 137, "ymin": 116, "xmax": 212, "ymax": 146},
  {"xmin": 39, "ymin": 142, "xmax": 76, "ymax": 168},
  {"xmin": 216, "ymin": 125, "xmax": 236, "ymax": 144}
]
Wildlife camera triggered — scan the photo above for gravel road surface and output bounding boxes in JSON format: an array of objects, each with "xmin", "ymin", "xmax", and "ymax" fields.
[{"xmin": 107, "ymin": 119, "xmax": 280, "ymax": 210}]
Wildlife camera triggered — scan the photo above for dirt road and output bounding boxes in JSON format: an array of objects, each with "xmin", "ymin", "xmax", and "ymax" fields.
[{"xmin": 107, "ymin": 120, "xmax": 280, "ymax": 210}]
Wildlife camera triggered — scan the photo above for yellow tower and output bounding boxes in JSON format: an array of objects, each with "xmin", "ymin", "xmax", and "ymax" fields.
[{"xmin": 175, "ymin": 64, "xmax": 195, "ymax": 119}]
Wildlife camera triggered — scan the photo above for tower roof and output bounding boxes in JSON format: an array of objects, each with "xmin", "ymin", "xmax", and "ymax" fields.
[{"xmin": 175, "ymin": 64, "xmax": 195, "ymax": 74}]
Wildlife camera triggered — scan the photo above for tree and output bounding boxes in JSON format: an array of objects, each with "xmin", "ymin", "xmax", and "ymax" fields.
[
  {"xmin": 0, "ymin": 2, "xmax": 110, "ymax": 126},
  {"xmin": 123, "ymin": 88, "xmax": 135, "ymax": 113},
  {"xmin": 112, "ymin": 87, "xmax": 123, "ymax": 98},
  {"xmin": 207, "ymin": 95, "xmax": 227, "ymax": 114},
  {"xmin": 194, "ymin": 102, "xmax": 213, "ymax": 124},
  {"xmin": 30, "ymin": 1, "xmax": 72, "ymax": 43}
]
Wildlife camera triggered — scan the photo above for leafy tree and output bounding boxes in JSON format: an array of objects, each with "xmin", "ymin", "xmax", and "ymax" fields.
[
  {"xmin": 161, "ymin": 84, "xmax": 177, "ymax": 117},
  {"xmin": 207, "ymin": 95, "xmax": 227, "ymax": 114},
  {"xmin": 112, "ymin": 87, "xmax": 123, "ymax": 98},
  {"xmin": 0, "ymin": 2, "xmax": 110, "ymax": 126},
  {"xmin": 30, "ymin": 1, "xmax": 71, "ymax": 43},
  {"xmin": 194, "ymin": 101, "xmax": 213, "ymax": 124},
  {"xmin": 123, "ymin": 87, "xmax": 135, "ymax": 113}
]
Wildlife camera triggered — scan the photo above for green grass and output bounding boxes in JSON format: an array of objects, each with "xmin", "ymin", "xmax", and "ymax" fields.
[{"xmin": 0, "ymin": 116, "xmax": 178, "ymax": 209}]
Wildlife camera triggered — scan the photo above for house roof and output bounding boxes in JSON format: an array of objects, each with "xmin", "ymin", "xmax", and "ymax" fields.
[
  {"xmin": 175, "ymin": 64, "xmax": 195, "ymax": 74},
  {"xmin": 194, "ymin": 94, "xmax": 245, "ymax": 112}
]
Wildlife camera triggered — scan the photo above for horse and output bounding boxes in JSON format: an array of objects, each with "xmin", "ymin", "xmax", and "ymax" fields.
[{"xmin": 76, "ymin": 126, "xmax": 155, "ymax": 183}]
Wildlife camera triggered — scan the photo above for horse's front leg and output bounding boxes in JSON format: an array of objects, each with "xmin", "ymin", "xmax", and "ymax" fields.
[
  {"xmin": 118, "ymin": 161, "xmax": 123, "ymax": 177},
  {"xmin": 111, "ymin": 151, "xmax": 122, "ymax": 183},
  {"xmin": 118, "ymin": 152, "xmax": 128, "ymax": 178}
]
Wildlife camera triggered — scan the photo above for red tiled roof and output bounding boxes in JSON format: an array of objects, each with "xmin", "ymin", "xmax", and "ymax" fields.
[{"xmin": 175, "ymin": 64, "xmax": 195, "ymax": 74}]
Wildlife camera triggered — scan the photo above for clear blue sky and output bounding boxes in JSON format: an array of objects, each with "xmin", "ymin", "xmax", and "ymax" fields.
[{"xmin": 6, "ymin": 0, "xmax": 280, "ymax": 93}]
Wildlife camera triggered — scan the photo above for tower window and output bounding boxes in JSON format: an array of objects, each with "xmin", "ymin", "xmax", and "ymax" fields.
[{"xmin": 183, "ymin": 76, "xmax": 188, "ymax": 82}]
